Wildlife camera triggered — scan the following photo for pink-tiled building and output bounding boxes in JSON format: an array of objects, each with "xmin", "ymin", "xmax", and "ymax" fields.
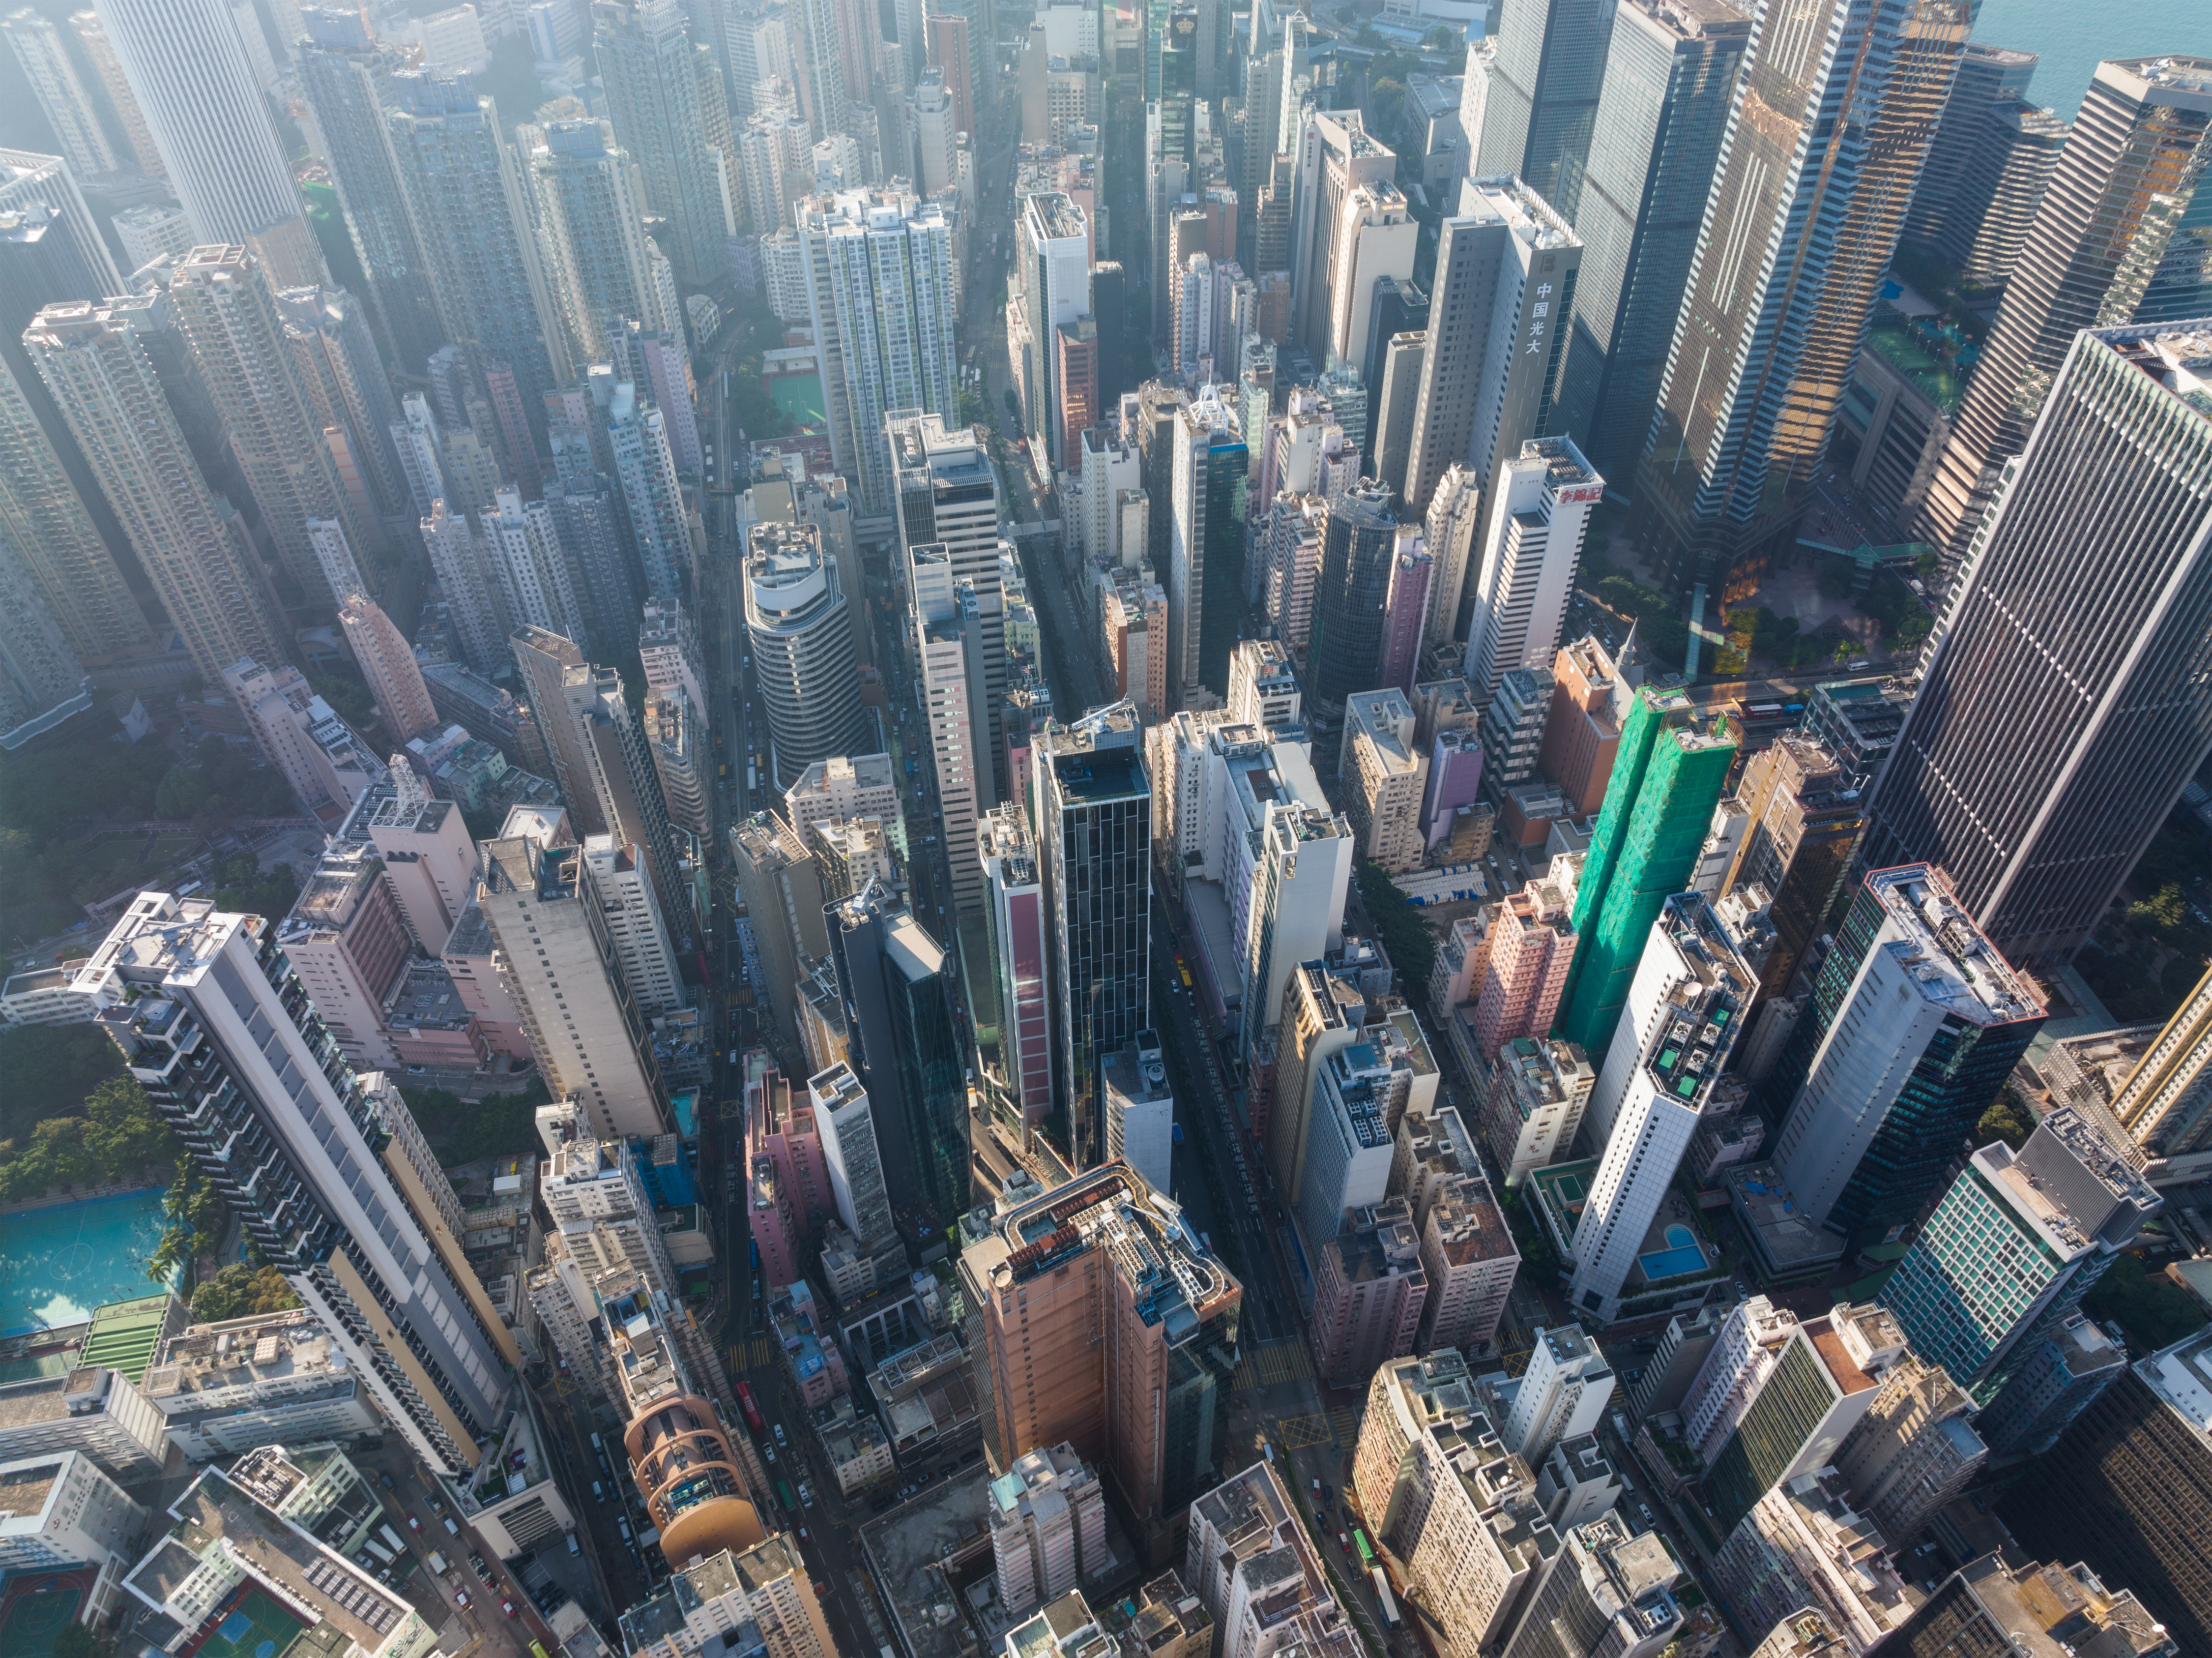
[
  {"xmin": 1417, "ymin": 1174, "xmax": 1521, "ymax": 1354},
  {"xmin": 746, "ymin": 1048, "xmax": 832, "ymax": 1288},
  {"xmin": 1467, "ymin": 882, "xmax": 1577, "ymax": 1068},
  {"xmin": 1308, "ymin": 1199, "xmax": 1427, "ymax": 1390}
]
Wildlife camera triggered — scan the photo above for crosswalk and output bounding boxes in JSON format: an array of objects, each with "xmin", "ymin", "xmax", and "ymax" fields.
[
  {"xmin": 730, "ymin": 1336, "xmax": 778, "ymax": 1370},
  {"xmin": 1234, "ymin": 1339, "xmax": 1314, "ymax": 1391}
]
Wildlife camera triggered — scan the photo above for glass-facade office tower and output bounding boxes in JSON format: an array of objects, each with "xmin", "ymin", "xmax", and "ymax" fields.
[
  {"xmin": 81, "ymin": 892, "xmax": 514, "ymax": 1475},
  {"xmin": 1470, "ymin": 0, "xmax": 1621, "ymax": 218},
  {"xmin": 1306, "ymin": 482, "xmax": 1396, "ymax": 720},
  {"xmin": 1168, "ymin": 388, "xmax": 1247, "ymax": 709},
  {"xmin": 1879, "ymin": 1108, "xmax": 2155, "ymax": 1404},
  {"xmin": 1554, "ymin": 686, "xmax": 1736, "ymax": 1058},
  {"xmin": 1552, "ymin": 0, "xmax": 1749, "ymax": 488},
  {"xmin": 1762, "ymin": 866, "xmax": 2045, "ymax": 1248},
  {"xmin": 1918, "ymin": 57, "xmax": 2212, "ymax": 564},
  {"xmin": 828, "ymin": 885, "xmax": 970, "ymax": 1233},
  {"xmin": 1034, "ymin": 704, "xmax": 1152, "ymax": 1167},
  {"xmin": 1862, "ymin": 322, "xmax": 2212, "ymax": 965},
  {"xmin": 95, "ymin": 0, "xmax": 324, "ymax": 284},
  {"xmin": 1633, "ymin": 0, "xmax": 1973, "ymax": 597}
]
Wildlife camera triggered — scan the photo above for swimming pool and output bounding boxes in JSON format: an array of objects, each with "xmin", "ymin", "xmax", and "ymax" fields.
[
  {"xmin": 1636, "ymin": 1224, "xmax": 1708, "ymax": 1284},
  {"xmin": 0, "ymin": 1188, "xmax": 176, "ymax": 1337}
]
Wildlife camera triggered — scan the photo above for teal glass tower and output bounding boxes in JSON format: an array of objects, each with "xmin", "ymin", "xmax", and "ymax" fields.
[{"xmin": 1553, "ymin": 686, "xmax": 1737, "ymax": 1057}]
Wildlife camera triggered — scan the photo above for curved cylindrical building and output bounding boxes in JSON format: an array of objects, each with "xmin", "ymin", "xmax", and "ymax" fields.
[
  {"xmin": 744, "ymin": 520, "xmax": 866, "ymax": 787},
  {"xmin": 1308, "ymin": 482, "xmax": 1398, "ymax": 717}
]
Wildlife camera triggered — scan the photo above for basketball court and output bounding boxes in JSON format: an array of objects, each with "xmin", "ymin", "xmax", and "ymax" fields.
[
  {"xmin": 0, "ymin": 1572, "xmax": 88, "ymax": 1658},
  {"xmin": 182, "ymin": 1588, "xmax": 305, "ymax": 1658}
]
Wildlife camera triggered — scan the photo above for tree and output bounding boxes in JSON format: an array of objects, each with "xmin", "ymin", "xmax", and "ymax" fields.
[
  {"xmin": 55, "ymin": 1624, "xmax": 103, "ymax": 1658},
  {"xmin": 1975, "ymin": 1089, "xmax": 2032, "ymax": 1151},
  {"xmin": 191, "ymin": 1262, "xmax": 301, "ymax": 1322},
  {"xmin": 148, "ymin": 1159, "xmax": 227, "ymax": 1285},
  {"xmin": 1354, "ymin": 860, "xmax": 1436, "ymax": 988},
  {"xmin": 155, "ymin": 764, "xmax": 211, "ymax": 819},
  {"xmin": 84, "ymin": 1075, "xmax": 177, "ymax": 1177},
  {"xmin": 0, "ymin": 1024, "xmax": 123, "ymax": 1142}
]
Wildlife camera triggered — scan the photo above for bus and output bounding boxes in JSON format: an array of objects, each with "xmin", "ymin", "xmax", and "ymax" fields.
[
  {"xmin": 531, "ymin": 1643, "xmax": 553, "ymax": 1658},
  {"xmin": 776, "ymin": 1479, "xmax": 796, "ymax": 1511},
  {"xmin": 746, "ymin": 763, "xmax": 757, "ymax": 791},
  {"xmin": 749, "ymin": 1239, "xmax": 760, "ymax": 1274},
  {"xmin": 735, "ymin": 1381, "xmax": 765, "ymax": 1433},
  {"xmin": 1353, "ymin": 1531, "xmax": 1374, "ymax": 1567},
  {"xmin": 1370, "ymin": 1569, "xmax": 1399, "ymax": 1629}
]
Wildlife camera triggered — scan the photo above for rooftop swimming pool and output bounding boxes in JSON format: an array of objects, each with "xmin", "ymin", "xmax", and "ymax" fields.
[
  {"xmin": 0, "ymin": 1188, "xmax": 175, "ymax": 1338},
  {"xmin": 1636, "ymin": 1224, "xmax": 1709, "ymax": 1284}
]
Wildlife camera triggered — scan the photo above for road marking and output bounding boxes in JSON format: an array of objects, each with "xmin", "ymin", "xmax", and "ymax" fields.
[
  {"xmin": 1234, "ymin": 1340, "xmax": 1314, "ymax": 1391},
  {"xmin": 1275, "ymin": 1413, "xmax": 1332, "ymax": 1449}
]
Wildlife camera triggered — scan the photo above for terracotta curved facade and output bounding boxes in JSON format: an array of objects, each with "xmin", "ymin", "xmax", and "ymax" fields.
[{"xmin": 624, "ymin": 1393, "xmax": 765, "ymax": 1562}]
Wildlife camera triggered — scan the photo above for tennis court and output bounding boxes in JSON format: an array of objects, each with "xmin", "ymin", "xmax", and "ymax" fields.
[
  {"xmin": 0, "ymin": 1582, "xmax": 83, "ymax": 1658},
  {"xmin": 190, "ymin": 1588, "xmax": 305, "ymax": 1658}
]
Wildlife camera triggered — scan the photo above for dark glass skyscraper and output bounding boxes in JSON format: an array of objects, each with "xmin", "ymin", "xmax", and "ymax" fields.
[
  {"xmin": 1470, "ymin": 0, "xmax": 1621, "ymax": 219},
  {"xmin": 1307, "ymin": 482, "xmax": 1397, "ymax": 718},
  {"xmin": 1552, "ymin": 0, "xmax": 1750, "ymax": 488},
  {"xmin": 1863, "ymin": 322, "xmax": 2212, "ymax": 965},
  {"xmin": 1633, "ymin": 0, "xmax": 1973, "ymax": 598}
]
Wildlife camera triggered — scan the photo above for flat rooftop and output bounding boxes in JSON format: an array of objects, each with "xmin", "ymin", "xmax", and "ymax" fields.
[{"xmin": 1864, "ymin": 866, "xmax": 2045, "ymax": 1026}]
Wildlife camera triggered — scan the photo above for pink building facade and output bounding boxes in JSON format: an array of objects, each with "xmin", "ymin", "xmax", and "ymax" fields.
[{"xmin": 1469, "ymin": 886, "xmax": 1577, "ymax": 1065}]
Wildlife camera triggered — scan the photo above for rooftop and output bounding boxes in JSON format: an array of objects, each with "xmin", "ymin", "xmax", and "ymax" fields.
[
  {"xmin": 384, "ymin": 957, "xmax": 472, "ymax": 1032},
  {"xmin": 1458, "ymin": 174, "xmax": 1580, "ymax": 250},
  {"xmin": 1864, "ymin": 865, "xmax": 2043, "ymax": 1027}
]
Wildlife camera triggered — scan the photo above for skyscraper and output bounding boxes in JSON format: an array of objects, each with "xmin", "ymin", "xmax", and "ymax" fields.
[
  {"xmin": 386, "ymin": 68, "xmax": 563, "ymax": 415},
  {"xmin": 66, "ymin": 9, "xmax": 164, "ymax": 178},
  {"xmin": 743, "ymin": 519, "xmax": 865, "ymax": 786},
  {"xmin": 593, "ymin": 0, "xmax": 735, "ymax": 285},
  {"xmin": 1019, "ymin": 191, "xmax": 1092, "ymax": 470},
  {"xmin": 1760, "ymin": 865, "xmax": 2044, "ymax": 1251},
  {"xmin": 957, "ymin": 1163, "xmax": 1241, "ymax": 1565},
  {"xmin": 512, "ymin": 625, "xmax": 603, "ymax": 832},
  {"xmin": 1553, "ymin": 686, "xmax": 1736, "ymax": 1057},
  {"xmin": 892, "ymin": 410, "xmax": 1009, "ymax": 790},
  {"xmin": 1306, "ymin": 482, "xmax": 1396, "ymax": 720},
  {"xmin": 1879, "ymin": 1107, "xmax": 2156, "ymax": 1398},
  {"xmin": 276, "ymin": 284, "xmax": 410, "ymax": 527},
  {"xmin": 827, "ymin": 884, "xmax": 969, "ymax": 1230},
  {"xmin": 1634, "ymin": 0, "xmax": 1973, "ymax": 595},
  {"xmin": 1714, "ymin": 733, "xmax": 1863, "ymax": 1002},
  {"xmin": 566, "ymin": 661, "xmax": 695, "ymax": 953},
  {"xmin": 3, "ymin": 9, "xmax": 119, "ymax": 177},
  {"xmin": 1399, "ymin": 177, "xmax": 1582, "ymax": 542},
  {"xmin": 93, "ymin": 0, "xmax": 324, "ymax": 285},
  {"xmin": 485, "ymin": 488, "xmax": 589, "ymax": 644},
  {"xmin": 1552, "ymin": 0, "xmax": 1750, "ymax": 488},
  {"xmin": 982, "ymin": 806, "xmax": 1053, "ymax": 1128},
  {"xmin": 1465, "ymin": 436, "xmax": 1604, "ymax": 701},
  {"xmin": 1167, "ymin": 386, "xmax": 1244, "ymax": 709},
  {"xmin": 339, "ymin": 592, "xmax": 438, "ymax": 745},
  {"xmin": 1565, "ymin": 895, "xmax": 1750, "ymax": 1325},
  {"xmin": 81, "ymin": 890, "xmax": 514, "ymax": 1475},
  {"xmin": 1471, "ymin": 0, "xmax": 1620, "ymax": 217},
  {"xmin": 25, "ymin": 298, "xmax": 284, "ymax": 683},
  {"xmin": 1863, "ymin": 322, "xmax": 2212, "ymax": 963},
  {"xmin": 531, "ymin": 119, "xmax": 663, "ymax": 363},
  {"xmin": 167, "ymin": 245, "xmax": 377, "ymax": 604},
  {"xmin": 478, "ymin": 806, "xmax": 669, "ymax": 1137},
  {"xmin": 0, "ymin": 352, "xmax": 147, "ymax": 665},
  {"xmin": 2105, "ymin": 964, "xmax": 2212, "ymax": 1173},
  {"xmin": 1034, "ymin": 703, "xmax": 1151, "ymax": 1164},
  {"xmin": 295, "ymin": 8, "xmax": 445, "ymax": 372},
  {"xmin": 910, "ymin": 543, "xmax": 991, "ymax": 920},
  {"xmin": 799, "ymin": 189, "xmax": 957, "ymax": 511},
  {"xmin": 606, "ymin": 380, "xmax": 688, "ymax": 600},
  {"xmin": 1919, "ymin": 59, "xmax": 2212, "ymax": 563},
  {"xmin": 1899, "ymin": 42, "xmax": 2040, "ymax": 251},
  {"xmin": 1287, "ymin": 111, "xmax": 1397, "ymax": 368}
]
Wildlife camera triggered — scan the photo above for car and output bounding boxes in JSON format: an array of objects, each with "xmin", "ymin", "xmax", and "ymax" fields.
[
  {"xmin": 763, "ymin": 1443, "xmax": 776, "ymax": 1462},
  {"xmin": 454, "ymin": 1591, "xmax": 470, "ymax": 1608},
  {"xmin": 1339, "ymin": 1532, "xmax": 1351, "ymax": 1554},
  {"xmin": 799, "ymin": 1483, "xmax": 814, "ymax": 1508},
  {"xmin": 406, "ymin": 1515, "xmax": 420, "ymax": 1531},
  {"xmin": 378, "ymin": 1473, "xmax": 395, "ymax": 1490},
  {"xmin": 797, "ymin": 1524, "xmax": 810, "ymax": 1543},
  {"xmin": 477, "ymin": 1565, "xmax": 494, "ymax": 1584},
  {"xmin": 1312, "ymin": 1479, "xmax": 1322, "ymax": 1499},
  {"xmin": 501, "ymin": 1601, "xmax": 518, "ymax": 1619},
  {"xmin": 773, "ymin": 1423, "xmax": 786, "ymax": 1447},
  {"xmin": 469, "ymin": 1554, "xmax": 485, "ymax": 1570}
]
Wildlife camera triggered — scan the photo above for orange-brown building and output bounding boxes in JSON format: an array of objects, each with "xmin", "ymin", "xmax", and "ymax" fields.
[
  {"xmin": 1537, "ymin": 634, "xmax": 1636, "ymax": 816},
  {"xmin": 959, "ymin": 1162, "xmax": 1243, "ymax": 1565}
]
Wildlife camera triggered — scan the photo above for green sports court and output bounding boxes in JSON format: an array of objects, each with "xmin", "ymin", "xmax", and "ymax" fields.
[
  {"xmin": 188, "ymin": 1588, "xmax": 306, "ymax": 1658},
  {"xmin": 0, "ymin": 1579, "xmax": 85, "ymax": 1658}
]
